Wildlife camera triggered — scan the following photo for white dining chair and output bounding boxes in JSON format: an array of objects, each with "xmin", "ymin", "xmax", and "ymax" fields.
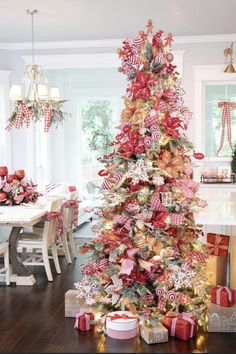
[
  {"xmin": 61, "ymin": 191, "xmax": 78, "ymax": 261},
  {"xmin": 17, "ymin": 198, "xmax": 64, "ymax": 282},
  {"xmin": 0, "ymin": 242, "xmax": 10, "ymax": 285}
]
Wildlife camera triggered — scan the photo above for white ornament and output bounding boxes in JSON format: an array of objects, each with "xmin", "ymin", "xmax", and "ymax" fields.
[
  {"xmin": 169, "ymin": 264, "xmax": 196, "ymax": 290},
  {"xmin": 105, "ymin": 275, "xmax": 123, "ymax": 305},
  {"xmin": 74, "ymin": 276, "xmax": 98, "ymax": 305},
  {"xmin": 125, "ymin": 159, "xmax": 151, "ymax": 184}
]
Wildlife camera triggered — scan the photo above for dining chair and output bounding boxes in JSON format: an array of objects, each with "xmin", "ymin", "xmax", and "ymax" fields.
[
  {"xmin": 0, "ymin": 242, "xmax": 10, "ymax": 285},
  {"xmin": 17, "ymin": 198, "xmax": 64, "ymax": 282},
  {"xmin": 61, "ymin": 191, "xmax": 78, "ymax": 261}
]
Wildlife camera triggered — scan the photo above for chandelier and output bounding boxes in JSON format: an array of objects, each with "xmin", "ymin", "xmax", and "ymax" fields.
[{"xmin": 6, "ymin": 9, "xmax": 69, "ymax": 132}]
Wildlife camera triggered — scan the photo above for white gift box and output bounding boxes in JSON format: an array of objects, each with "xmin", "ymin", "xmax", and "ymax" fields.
[{"xmin": 106, "ymin": 311, "xmax": 139, "ymax": 339}]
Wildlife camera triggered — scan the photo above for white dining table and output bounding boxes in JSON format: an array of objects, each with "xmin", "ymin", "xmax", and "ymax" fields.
[
  {"xmin": 195, "ymin": 190, "xmax": 236, "ymax": 288},
  {"xmin": 0, "ymin": 202, "xmax": 48, "ymax": 285}
]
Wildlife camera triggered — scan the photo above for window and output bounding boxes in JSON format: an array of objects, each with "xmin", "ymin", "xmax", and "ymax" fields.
[
  {"xmin": 80, "ymin": 99, "xmax": 120, "ymax": 190},
  {"xmin": 205, "ymin": 83, "xmax": 236, "ymax": 157}
]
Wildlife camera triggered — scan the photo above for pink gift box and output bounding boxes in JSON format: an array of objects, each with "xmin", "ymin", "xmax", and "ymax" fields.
[{"xmin": 106, "ymin": 327, "xmax": 138, "ymax": 339}]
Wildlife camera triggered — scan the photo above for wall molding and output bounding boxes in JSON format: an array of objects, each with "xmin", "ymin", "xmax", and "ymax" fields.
[{"xmin": 1, "ymin": 33, "xmax": 236, "ymax": 51}]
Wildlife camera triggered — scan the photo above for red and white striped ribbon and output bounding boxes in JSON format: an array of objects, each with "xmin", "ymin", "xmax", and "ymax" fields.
[{"xmin": 217, "ymin": 101, "xmax": 236, "ymax": 155}]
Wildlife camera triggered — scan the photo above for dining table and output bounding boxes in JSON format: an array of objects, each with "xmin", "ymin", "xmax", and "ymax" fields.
[
  {"xmin": 195, "ymin": 189, "xmax": 236, "ymax": 288},
  {"xmin": 0, "ymin": 198, "xmax": 53, "ymax": 285}
]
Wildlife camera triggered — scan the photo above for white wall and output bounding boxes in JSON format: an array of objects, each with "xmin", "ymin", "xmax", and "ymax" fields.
[{"xmin": 0, "ymin": 38, "xmax": 232, "ymax": 183}]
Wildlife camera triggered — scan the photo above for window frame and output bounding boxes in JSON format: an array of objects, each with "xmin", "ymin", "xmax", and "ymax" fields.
[{"xmin": 194, "ymin": 64, "xmax": 236, "ymax": 162}]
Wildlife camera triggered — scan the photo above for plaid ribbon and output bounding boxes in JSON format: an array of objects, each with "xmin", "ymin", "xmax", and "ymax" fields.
[
  {"xmin": 14, "ymin": 103, "xmax": 32, "ymax": 129},
  {"xmin": 44, "ymin": 108, "xmax": 53, "ymax": 133},
  {"xmin": 217, "ymin": 101, "xmax": 236, "ymax": 155},
  {"xmin": 150, "ymin": 194, "xmax": 166, "ymax": 211},
  {"xmin": 186, "ymin": 251, "xmax": 208, "ymax": 263},
  {"xmin": 44, "ymin": 211, "xmax": 63, "ymax": 237},
  {"xmin": 113, "ymin": 215, "xmax": 129, "ymax": 224},
  {"xmin": 169, "ymin": 213, "xmax": 185, "ymax": 225},
  {"xmin": 65, "ymin": 199, "xmax": 79, "ymax": 228}
]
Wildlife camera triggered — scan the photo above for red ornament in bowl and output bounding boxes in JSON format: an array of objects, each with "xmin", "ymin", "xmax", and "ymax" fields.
[
  {"xmin": 0, "ymin": 192, "xmax": 7, "ymax": 201},
  {"xmin": 15, "ymin": 170, "xmax": 25, "ymax": 180},
  {"xmin": 0, "ymin": 166, "xmax": 8, "ymax": 180}
]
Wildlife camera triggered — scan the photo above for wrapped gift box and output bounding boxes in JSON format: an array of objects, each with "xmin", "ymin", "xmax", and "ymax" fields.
[
  {"xmin": 162, "ymin": 312, "xmax": 198, "ymax": 341},
  {"xmin": 207, "ymin": 303, "xmax": 236, "ymax": 332},
  {"xmin": 211, "ymin": 286, "xmax": 235, "ymax": 307},
  {"xmin": 65, "ymin": 290, "xmax": 89, "ymax": 317},
  {"xmin": 206, "ymin": 233, "xmax": 230, "ymax": 257},
  {"xmin": 74, "ymin": 311, "xmax": 95, "ymax": 332},
  {"xmin": 140, "ymin": 323, "xmax": 168, "ymax": 344},
  {"xmin": 206, "ymin": 255, "xmax": 227, "ymax": 286},
  {"xmin": 106, "ymin": 311, "xmax": 139, "ymax": 339}
]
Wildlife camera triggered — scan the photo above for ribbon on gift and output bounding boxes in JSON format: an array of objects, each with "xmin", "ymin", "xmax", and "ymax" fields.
[
  {"xmin": 74, "ymin": 311, "xmax": 90, "ymax": 330},
  {"xmin": 217, "ymin": 101, "xmax": 236, "ymax": 155},
  {"xmin": 167, "ymin": 312, "xmax": 195, "ymax": 338},
  {"xmin": 216, "ymin": 286, "xmax": 232, "ymax": 305},
  {"xmin": 44, "ymin": 108, "xmax": 53, "ymax": 133},
  {"xmin": 106, "ymin": 313, "xmax": 139, "ymax": 321},
  {"xmin": 45, "ymin": 211, "xmax": 63, "ymax": 237},
  {"xmin": 207, "ymin": 234, "xmax": 229, "ymax": 256},
  {"xmin": 65, "ymin": 198, "xmax": 79, "ymax": 228}
]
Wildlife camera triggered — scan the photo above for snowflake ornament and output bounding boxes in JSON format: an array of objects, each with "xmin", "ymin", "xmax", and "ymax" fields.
[
  {"xmin": 74, "ymin": 276, "xmax": 98, "ymax": 305},
  {"xmin": 125, "ymin": 159, "xmax": 152, "ymax": 184},
  {"xmin": 169, "ymin": 264, "xmax": 196, "ymax": 290}
]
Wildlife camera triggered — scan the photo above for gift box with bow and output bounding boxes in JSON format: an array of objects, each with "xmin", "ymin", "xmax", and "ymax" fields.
[
  {"xmin": 207, "ymin": 233, "xmax": 230, "ymax": 257},
  {"xmin": 74, "ymin": 311, "xmax": 95, "ymax": 332},
  {"xmin": 211, "ymin": 286, "xmax": 235, "ymax": 307},
  {"xmin": 140, "ymin": 323, "xmax": 168, "ymax": 344},
  {"xmin": 106, "ymin": 311, "xmax": 139, "ymax": 339},
  {"xmin": 162, "ymin": 312, "xmax": 198, "ymax": 341}
]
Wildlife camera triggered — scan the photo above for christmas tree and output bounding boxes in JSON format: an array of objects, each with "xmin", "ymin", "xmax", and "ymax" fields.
[{"xmin": 76, "ymin": 20, "xmax": 209, "ymax": 328}]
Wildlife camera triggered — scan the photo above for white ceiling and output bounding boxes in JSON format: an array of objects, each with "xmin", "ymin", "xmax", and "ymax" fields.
[{"xmin": 0, "ymin": 0, "xmax": 235, "ymax": 43}]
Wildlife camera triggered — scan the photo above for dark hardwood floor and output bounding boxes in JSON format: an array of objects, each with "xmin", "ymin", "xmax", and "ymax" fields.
[{"xmin": 0, "ymin": 237, "xmax": 236, "ymax": 353}]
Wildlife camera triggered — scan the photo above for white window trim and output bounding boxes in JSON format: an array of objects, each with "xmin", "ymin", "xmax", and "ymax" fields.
[
  {"xmin": 194, "ymin": 64, "xmax": 236, "ymax": 162},
  {"xmin": 0, "ymin": 70, "xmax": 12, "ymax": 168}
]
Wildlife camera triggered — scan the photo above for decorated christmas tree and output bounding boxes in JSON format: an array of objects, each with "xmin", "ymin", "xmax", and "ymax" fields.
[{"xmin": 76, "ymin": 20, "xmax": 210, "ymax": 329}]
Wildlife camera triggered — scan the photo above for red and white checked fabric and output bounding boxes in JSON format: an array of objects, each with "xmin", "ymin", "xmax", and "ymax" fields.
[
  {"xmin": 136, "ymin": 209, "xmax": 153, "ymax": 222},
  {"xmin": 177, "ymin": 292, "xmax": 192, "ymax": 304},
  {"xmin": 22, "ymin": 104, "xmax": 31, "ymax": 128},
  {"xmin": 145, "ymin": 113, "xmax": 158, "ymax": 127},
  {"xmin": 217, "ymin": 101, "xmax": 236, "ymax": 155},
  {"xmin": 113, "ymin": 214, "xmax": 130, "ymax": 224},
  {"xmin": 82, "ymin": 263, "xmax": 100, "ymax": 275},
  {"xmin": 150, "ymin": 194, "xmax": 165, "ymax": 211},
  {"xmin": 123, "ymin": 218, "xmax": 132, "ymax": 230},
  {"xmin": 188, "ymin": 251, "xmax": 208, "ymax": 263},
  {"xmin": 44, "ymin": 211, "xmax": 63, "ymax": 237},
  {"xmin": 156, "ymin": 100, "xmax": 168, "ymax": 112},
  {"xmin": 5, "ymin": 122, "xmax": 13, "ymax": 131},
  {"xmin": 44, "ymin": 108, "xmax": 53, "ymax": 133},
  {"xmin": 15, "ymin": 104, "xmax": 24, "ymax": 128},
  {"xmin": 65, "ymin": 199, "xmax": 79, "ymax": 228},
  {"xmin": 169, "ymin": 213, "xmax": 185, "ymax": 225},
  {"xmin": 157, "ymin": 298, "xmax": 166, "ymax": 311}
]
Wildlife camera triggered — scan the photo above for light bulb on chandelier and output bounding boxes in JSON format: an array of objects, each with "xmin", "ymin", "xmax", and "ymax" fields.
[{"xmin": 6, "ymin": 9, "xmax": 69, "ymax": 132}]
